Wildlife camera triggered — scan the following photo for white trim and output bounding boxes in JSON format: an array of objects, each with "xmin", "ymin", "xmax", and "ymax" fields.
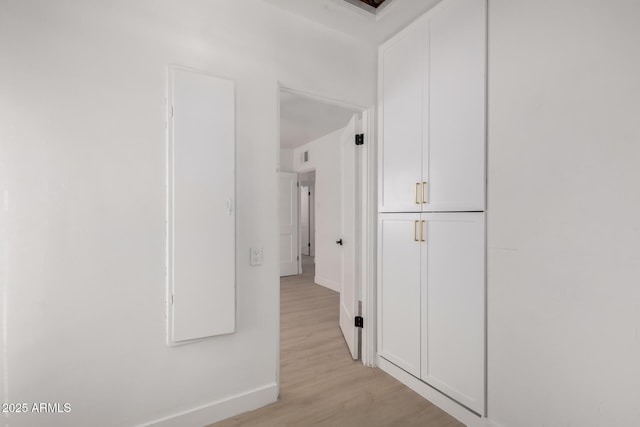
[
  {"xmin": 360, "ymin": 106, "xmax": 378, "ymax": 368},
  {"xmin": 275, "ymin": 83, "xmax": 281, "ymax": 393},
  {"xmin": 141, "ymin": 383, "xmax": 278, "ymax": 427},
  {"xmin": 378, "ymin": 358, "xmax": 490, "ymax": 427},
  {"xmin": 279, "ymin": 84, "xmax": 367, "ymax": 112},
  {"xmin": 297, "ymin": 177, "xmax": 302, "ymax": 275},
  {"xmin": 357, "ymin": 111, "xmax": 368, "ymax": 362},
  {"xmin": 314, "ymin": 275, "xmax": 341, "ymax": 293}
]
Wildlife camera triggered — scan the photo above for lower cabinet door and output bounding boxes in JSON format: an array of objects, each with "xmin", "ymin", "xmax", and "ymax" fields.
[
  {"xmin": 379, "ymin": 213, "xmax": 421, "ymax": 376},
  {"xmin": 420, "ymin": 212, "xmax": 485, "ymax": 414}
]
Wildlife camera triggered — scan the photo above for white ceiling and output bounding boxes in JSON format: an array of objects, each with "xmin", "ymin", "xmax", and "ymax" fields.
[
  {"xmin": 280, "ymin": 91, "xmax": 360, "ymax": 149},
  {"xmin": 263, "ymin": 0, "xmax": 442, "ymax": 46}
]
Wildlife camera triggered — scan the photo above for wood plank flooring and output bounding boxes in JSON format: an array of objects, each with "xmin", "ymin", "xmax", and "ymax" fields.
[{"xmin": 211, "ymin": 257, "xmax": 463, "ymax": 427}]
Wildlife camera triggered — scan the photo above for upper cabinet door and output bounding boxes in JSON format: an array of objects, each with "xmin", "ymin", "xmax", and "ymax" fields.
[
  {"xmin": 378, "ymin": 18, "xmax": 428, "ymax": 212},
  {"xmin": 427, "ymin": 0, "xmax": 486, "ymax": 212}
]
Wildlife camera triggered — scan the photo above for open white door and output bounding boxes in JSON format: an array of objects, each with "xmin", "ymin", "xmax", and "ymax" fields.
[
  {"xmin": 300, "ymin": 185, "xmax": 310, "ymax": 256},
  {"xmin": 279, "ymin": 172, "xmax": 299, "ymax": 276},
  {"xmin": 339, "ymin": 114, "xmax": 360, "ymax": 359}
]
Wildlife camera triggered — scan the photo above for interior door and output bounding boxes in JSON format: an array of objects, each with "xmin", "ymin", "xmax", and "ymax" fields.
[
  {"xmin": 339, "ymin": 114, "xmax": 360, "ymax": 359},
  {"xmin": 308, "ymin": 185, "xmax": 315, "ymax": 257},
  {"xmin": 300, "ymin": 185, "xmax": 310, "ymax": 256},
  {"xmin": 279, "ymin": 172, "xmax": 299, "ymax": 277}
]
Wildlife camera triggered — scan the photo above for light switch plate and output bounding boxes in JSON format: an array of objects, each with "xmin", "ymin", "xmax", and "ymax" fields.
[{"xmin": 250, "ymin": 247, "xmax": 263, "ymax": 266}]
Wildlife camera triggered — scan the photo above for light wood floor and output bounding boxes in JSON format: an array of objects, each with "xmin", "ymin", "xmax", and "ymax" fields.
[{"xmin": 211, "ymin": 256, "xmax": 463, "ymax": 427}]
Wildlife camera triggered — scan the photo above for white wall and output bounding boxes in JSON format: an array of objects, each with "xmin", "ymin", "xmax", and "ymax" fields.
[
  {"xmin": 293, "ymin": 130, "xmax": 343, "ymax": 292},
  {"xmin": 0, "ymin": 1, "xmax": 375, "ymax": 426},
  {"xmin": 488, "ymin": 1, "xmax": 640, "ymax": 426},
  {"xmin": 279, "ymin": 148, "xmax": 294, "ymax": 172}
]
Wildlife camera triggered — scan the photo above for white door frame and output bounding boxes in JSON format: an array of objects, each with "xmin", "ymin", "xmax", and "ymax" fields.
[
  {"xmin": 360, "ymin": 106, "xmax": 377, "ymax": 367},
  {"xmin": 276, "ymin": 82, "xmax": 377, "ymax": 368}
]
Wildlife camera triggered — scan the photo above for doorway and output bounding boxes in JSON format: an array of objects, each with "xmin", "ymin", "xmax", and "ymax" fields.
[
  {"xmin": 277, "ymin": 84, "xmax": 370, "ymax": 362},
  {"xmin": 299, "ymin": 171, "xmax": 315, "ymax": 276}
]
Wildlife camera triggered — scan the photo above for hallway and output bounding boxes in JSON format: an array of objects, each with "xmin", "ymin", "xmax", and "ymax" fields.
[{"xmin": 212, "ymin": 256, "xmax": 462, "ymax": 427}]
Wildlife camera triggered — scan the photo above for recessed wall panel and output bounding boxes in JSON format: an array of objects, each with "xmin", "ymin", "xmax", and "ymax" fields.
[{"xmin": 168, "ymin": 67, "xmax": 235, "ymax": 344}]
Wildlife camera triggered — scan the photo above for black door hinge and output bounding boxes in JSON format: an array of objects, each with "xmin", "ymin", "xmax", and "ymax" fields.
[
  {"xmin": 355, "ymin": 134, "xmax": 364, "ymax": 146},
  {"xmin": 355, "ymin": 316, "xmax": 364, "ymax": 328}
]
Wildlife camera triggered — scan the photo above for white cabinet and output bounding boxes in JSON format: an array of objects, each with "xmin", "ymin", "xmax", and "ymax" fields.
[
  {"xmin": 167, "ymin": 68, "xmax": 235, "ymax": 344},
  {"xmin": 420, "ymin": 212, "xmax": 485, "ymax": 414},
  {"xmin": 378, "ymin": 0, "xmax": 486, "ymax": 213},
  {"xmin": 378, "ymin": 212, "xmax": 485, "ymax": 414},
  {"xmin": 429, "ymin": 0, "xmax": 486, "ymax": 212},
  {"xmin": 377, "ymin": 1, "xmax": 487, "ymax": 415},
  {"xmin": 378, "ymin": 19, "xmax": 427, "ymax": 213},
  {"xmin": 378, "ymin": 213, "xmax": 422, "ymax": 376}
]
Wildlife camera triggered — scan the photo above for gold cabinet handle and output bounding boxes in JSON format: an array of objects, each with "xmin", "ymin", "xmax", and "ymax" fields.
[
  {"xmin": 414, "ymin": 220, "xmax": 419, "ymax": 241},
  {"xmin": 422, "ymin": 182, "xmax": 427, "ymax": 204},
  {"xmin": 420, "ymin": 220, "xmax": 426, "ymax": 242},
  {"xmin": 415, "ymin": 182, "xmax": 420, "ymax": 204}
]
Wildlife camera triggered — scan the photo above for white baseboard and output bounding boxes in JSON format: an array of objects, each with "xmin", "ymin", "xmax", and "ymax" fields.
[
  {"xmin": 314, "ymin": 275, "xmax": 340, "ymax": 293},
  {"xmin": 142, "ymin": 383, "xmax": 278, "ymax": 427},
  {"xmin": 378, "ymin": 358, "xmax": 491, "ymax": 427}
]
